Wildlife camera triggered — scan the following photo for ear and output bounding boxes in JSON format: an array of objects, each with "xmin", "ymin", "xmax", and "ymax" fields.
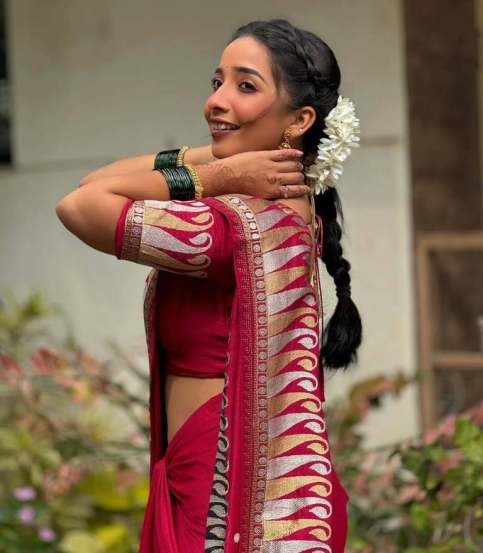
[{"xmin": 289, "ymin": 106, "xmax": 317, "ymax": 137}]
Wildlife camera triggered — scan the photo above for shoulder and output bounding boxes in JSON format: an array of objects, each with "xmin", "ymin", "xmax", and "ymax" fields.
[
  {"xmin": 203, "ymin": 194, "xmax": 312, "ymax": 234},
  {"xmin": 207, "ymin": 194, "xmax": 310, "ymax": 223},
  {"xmin": 273, "ymin": 197, "xmax": 311, "ymax": 226}
]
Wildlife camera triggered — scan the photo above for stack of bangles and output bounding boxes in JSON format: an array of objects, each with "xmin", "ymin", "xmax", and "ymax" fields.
[{"xmin": 152, "ymin": 145, "xmax": 204, "ymax": 200}]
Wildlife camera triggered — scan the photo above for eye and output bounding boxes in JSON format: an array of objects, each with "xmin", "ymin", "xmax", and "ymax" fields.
[
  {"xmin": 239, "ymin": 81, "xmax": 256, "ymax": 92},
  {"xmin": 211, "ymin": 77, "xmax": 222, "ymax": 90},
  {"xmin": 210, "ymin": 78, "xmax": 256, "ymax": 92}
]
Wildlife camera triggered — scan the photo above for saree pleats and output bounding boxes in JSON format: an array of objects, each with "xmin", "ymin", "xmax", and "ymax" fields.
[{"xmin": 139, "ymin": 393, "xmax": 223, "ymax": 553}]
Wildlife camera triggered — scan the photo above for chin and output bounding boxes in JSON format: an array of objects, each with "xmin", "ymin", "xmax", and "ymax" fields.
[{"xmin": 211, "ymin": 142, "xmax": 242, "ymax": 159}]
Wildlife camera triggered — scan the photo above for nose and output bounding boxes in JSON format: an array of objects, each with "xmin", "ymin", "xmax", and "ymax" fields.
[{"xmin": 205, "ymin": 84, "xmax": 231, "ymax": 116}]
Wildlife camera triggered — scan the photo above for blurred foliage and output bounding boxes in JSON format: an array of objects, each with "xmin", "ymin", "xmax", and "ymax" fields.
[
  {"xmin": 326, "ymin": 374, "xmax": 483, "ymax": 552},
  {"xmin": 0, "ymin": 290, "xmax": 149, "ymax": 553},
  {"xmin": 0, "ymin": 290, "xmax": 482, "ymax": 552}
]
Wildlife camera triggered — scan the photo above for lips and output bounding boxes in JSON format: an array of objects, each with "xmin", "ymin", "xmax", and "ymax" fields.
[
  {"xmin": 210, "ymin": 118, "xmax": 240, "ymax": 129},
  {"xmin": 210, "ymin": 122, "xmax": 241, "ymax": 139},
  {"xmin": 210, "ymin": 123, "xmax": 240, "ymax": 131}
]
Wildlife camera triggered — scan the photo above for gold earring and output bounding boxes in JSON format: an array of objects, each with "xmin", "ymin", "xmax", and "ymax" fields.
[{"xmin": 278, "ymin": 128, "xmax": 292, "ymax": 149}]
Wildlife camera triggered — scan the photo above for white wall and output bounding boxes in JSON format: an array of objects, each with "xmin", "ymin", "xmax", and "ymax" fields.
[{"xmin": 1, "ymin": 0, "xmax": 417, "ymax": 447}]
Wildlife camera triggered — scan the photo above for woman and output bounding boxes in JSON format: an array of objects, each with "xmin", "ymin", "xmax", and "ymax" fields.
[{"xmin": 56, "ymin": 18, "xmax": 362, "ymax": 553}]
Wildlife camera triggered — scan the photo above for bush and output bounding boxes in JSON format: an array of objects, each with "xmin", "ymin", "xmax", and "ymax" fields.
[
  {"xmin": 326, "ymin": 373, "xmax": 483, "ymax": 552},
  {"xmin": 0, "ymin": 291, "xmax": 150, "ymax": 553}
]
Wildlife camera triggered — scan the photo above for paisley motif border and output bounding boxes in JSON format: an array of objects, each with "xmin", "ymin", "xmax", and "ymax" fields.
[{"xmin": 207, "ymin": 195, "xmax": 340, "ymax": 553}]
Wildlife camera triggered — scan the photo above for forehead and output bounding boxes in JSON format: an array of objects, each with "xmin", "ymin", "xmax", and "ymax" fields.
[{"xmin": 218, "ymin": 36, "xmax": 274, "ymax": 82}]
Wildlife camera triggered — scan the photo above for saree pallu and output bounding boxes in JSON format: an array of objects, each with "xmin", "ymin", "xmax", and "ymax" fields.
[{"xmin": 116, "ymin": 194, "xmax": 349, "ymax": 553}]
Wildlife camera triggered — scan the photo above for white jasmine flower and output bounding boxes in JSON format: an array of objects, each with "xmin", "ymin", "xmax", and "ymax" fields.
[{"xmin": 305, "ymin": 95, "xmax": 361, "ymax": 195}]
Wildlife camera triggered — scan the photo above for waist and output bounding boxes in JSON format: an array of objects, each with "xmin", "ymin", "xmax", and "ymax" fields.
[{"xmin": 165, "ymin": 374, "xmax": 225, "ymax": 444}]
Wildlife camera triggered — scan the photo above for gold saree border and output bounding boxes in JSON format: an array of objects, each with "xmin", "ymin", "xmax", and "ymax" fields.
[
  {"xmin": 208, "ymin": 195, "xmax": 337, "ymax": 553},
  {"xmin": 120, "ymin": 201, "xmax": 143, "ymax": 262}
]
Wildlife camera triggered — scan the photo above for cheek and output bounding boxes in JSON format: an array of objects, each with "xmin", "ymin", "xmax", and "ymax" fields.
[
  {"xmin": 239, "ymin": 109, "xmax": 282, "ymax": 147},
  {"xmin": 237, "ymin": 97, "xmax": 274, "ymax": 126},
  {"xmin": 205, "ymin": 94, "xmax": 284, "ymax": 155}
]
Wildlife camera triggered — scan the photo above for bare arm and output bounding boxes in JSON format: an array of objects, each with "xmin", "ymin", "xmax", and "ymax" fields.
[
  {"xmin": 56, "ymin": 148, "xmax": 308, "ymax": 256},
  {"xmin": 56, "ymin": 163, "xmax": 231, "ymax": 255},
  {"xmin": 78, "ymin": 145, "xmax": 215, "ymax": 186}
]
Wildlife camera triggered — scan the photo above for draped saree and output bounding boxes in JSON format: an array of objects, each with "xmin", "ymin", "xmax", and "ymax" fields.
[{"xmin": 116, "ymin": 194, "xmax": 349, "ymax": 553}]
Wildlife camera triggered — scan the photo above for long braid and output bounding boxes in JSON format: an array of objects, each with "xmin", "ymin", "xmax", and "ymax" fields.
[
  {"xmin": 291, "ymin": 29, "xmax": 362, "ymax": 369},
  {"xmin": 315, "ymin": 187, "xmax": 361, "ymax": 369}
]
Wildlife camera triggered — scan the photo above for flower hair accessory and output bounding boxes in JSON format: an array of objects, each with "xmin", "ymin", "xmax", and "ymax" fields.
[{"xmin": 305, "ymin": 95, "xmax": 360, "ymax": 195}]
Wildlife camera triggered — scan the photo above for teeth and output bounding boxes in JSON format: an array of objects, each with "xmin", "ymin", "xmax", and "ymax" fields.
[{"xmin": 212, "ymin": 122, "xmax": 239, "ymax": 130}]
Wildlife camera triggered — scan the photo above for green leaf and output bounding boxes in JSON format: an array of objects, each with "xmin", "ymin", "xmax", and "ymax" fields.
[
  {"xmin": 426, "ymin": 445, "xmax": 446, "ymax": 462},
  {"xmin": 454, "ymin": 418, "xmax": 480, "ymax": 447},
  {"xmin": 76, "ymin": 468, "xmax": 138, "ymax": 511},
  {"xmin": 130, "ymin": 479, "xmax": 149, "ymax": 508},
  {"xmin": 59, "ymin": 530, "xmax": 104, "ymax": 553},
  {"xmin": 409, "ymin": 503, "xmax": 431, "ymax": 534},
  {"xmin": 454, "ymin": 418, "xmax": 483, "ymax": 464},
  {"xmin": 94, "ymin": 524, "xmax": 128, "ymax": 552}
]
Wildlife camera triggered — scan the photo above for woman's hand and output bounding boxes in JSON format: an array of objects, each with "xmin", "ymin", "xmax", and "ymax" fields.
[
  {"xmin": 183, "ymin": 145, "xmax": 218, "ymax": 165},
  {"xmin": 209, "ymin": 148, "xmax": 310, "ymax": 199}
]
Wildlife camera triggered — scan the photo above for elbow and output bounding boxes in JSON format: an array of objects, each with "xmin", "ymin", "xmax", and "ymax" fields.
[
  {"xmin": 55, "ymin": 197, "xmax": 69, "ymax": 225},
  {"xmin": 55, "ymin": 193, "xmax": 78, "ymax": 231},
  {"xmin": 78, "ymin": 176, "xmax": 92, "ymax": 187}
]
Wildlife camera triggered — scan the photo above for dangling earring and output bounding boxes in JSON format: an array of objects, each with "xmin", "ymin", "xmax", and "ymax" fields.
[{"xmin": 278, "ymin": 128, "xmax": 292, "ymax": 149}]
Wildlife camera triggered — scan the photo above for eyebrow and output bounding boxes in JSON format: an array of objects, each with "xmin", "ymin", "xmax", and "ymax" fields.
[{"xmin": 214, "ymin": 65, "xmax": 267, "ymax": 84}]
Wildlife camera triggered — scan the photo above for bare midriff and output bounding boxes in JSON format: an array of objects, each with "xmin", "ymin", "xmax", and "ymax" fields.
[{"xmin": 165, "ymin": 373, "xmax": 225, "ymax": 444}]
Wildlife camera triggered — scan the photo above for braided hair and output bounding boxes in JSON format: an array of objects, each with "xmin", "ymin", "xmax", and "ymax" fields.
[{"xmin": 229, "ymin": 19, "xmax": 362, "ymax": 371}]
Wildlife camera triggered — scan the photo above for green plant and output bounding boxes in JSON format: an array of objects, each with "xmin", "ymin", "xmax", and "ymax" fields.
[
  {"xmin": 0, "ymin": 291, "xmax": 150, "ymax": 553},
  {"xmin": 326, "ymin": 374, "xmax": 483, "ymax": 553}
]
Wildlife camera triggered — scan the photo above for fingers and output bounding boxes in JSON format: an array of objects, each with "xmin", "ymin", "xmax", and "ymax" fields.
[
  {"xmin": 276, "ymin": 160, "xmax": 305, "ymax": 173},
  {"xmin": 278, "ymin": 183, "xmax": 311, "ymax": 199},
  {"xmin": 271, "ymin": 148, "xmax": 304, "ymax": 161},
  {"xmin": 280, "ymin": 171, "xmax": 307, "ymax": 185}
]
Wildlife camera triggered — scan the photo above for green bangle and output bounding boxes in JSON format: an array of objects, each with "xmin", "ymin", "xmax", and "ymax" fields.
[
  {"xmin": 157, "ymin": 166, "xmax": 195, "ymax": 200},
  {"xmin": 153, "ymin": 145, "xmax": 189, "ymax": 170}
]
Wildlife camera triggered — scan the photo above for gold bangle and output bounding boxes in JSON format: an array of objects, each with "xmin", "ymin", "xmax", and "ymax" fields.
[
  {"xmin": 184, "ymin": 163, "xmax": 204, "ymax": 199},
  {"xmin": 176, "ymin": 145, "xmax": 190, "ymax": 167}
]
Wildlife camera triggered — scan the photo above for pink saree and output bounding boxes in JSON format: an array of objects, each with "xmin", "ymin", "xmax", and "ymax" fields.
[{"xmin": 116, "ymin": 194, "xmax": 349, "ymax": 553}]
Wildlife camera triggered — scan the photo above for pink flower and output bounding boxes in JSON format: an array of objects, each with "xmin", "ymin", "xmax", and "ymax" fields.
[
  {"xmin": 437, "ymin": 450, "xmax": 464, "ymax": 472},
  {"xmin": 354, "ymin": 472, "xmax": 368, "ymax": 493},
  {"xmin": 422, "ymin": 413, "xmax": 456, "ymax": 445},
  {"xmin": 30, "ymin": 348, "xmax": 63, "ymax": 374},
  {"xmin": 16, "ymin": 505, "xmax": 36, "ymax": 525},
  {"xmin": 396, "ymin": 484, "xmax": 426, "ymax": 504},
  {"xmin": 13, "ymin": 486, "xmax": 36, "ymax": 501},
  {"xmin": 38, "ymin": 527, "xmax": 56, "ymax": 542},
  {"xmin": 467, "ymin": 401, "xmax": 483, "ymax": 425},
  {"xmin": 0, "ymin": 354, "xmax": 23, "ymax": 384}
]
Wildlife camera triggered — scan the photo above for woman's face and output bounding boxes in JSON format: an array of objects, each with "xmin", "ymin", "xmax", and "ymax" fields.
[{"xmin": 203, "ymin": 36, "xmax": 296, "ymax": 159}]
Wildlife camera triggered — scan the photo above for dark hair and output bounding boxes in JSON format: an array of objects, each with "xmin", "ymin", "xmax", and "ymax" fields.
[{"xmin": 229, "ymin": 19, "xmax": 362, "ymax": 371}]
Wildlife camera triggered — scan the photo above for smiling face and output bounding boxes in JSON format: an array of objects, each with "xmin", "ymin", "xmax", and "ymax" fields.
[{"xmin": 203, "ymin": 36, "xmax": 301, "ymax": 159}]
